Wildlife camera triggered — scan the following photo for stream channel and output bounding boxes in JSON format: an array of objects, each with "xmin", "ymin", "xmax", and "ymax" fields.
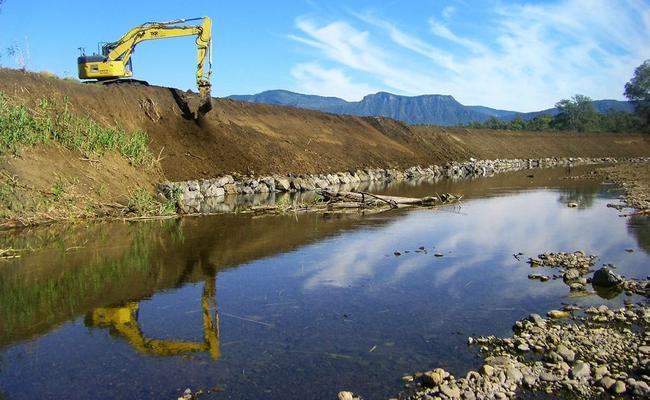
[{"xmin": 0, "ymin": 165, "xmax": 648, "ymax": 399}]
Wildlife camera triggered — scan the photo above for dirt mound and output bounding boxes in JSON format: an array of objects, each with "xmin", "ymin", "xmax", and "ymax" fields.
[{"xmin": 0, "ymin": 68, "xmax": 649, "ymax": 203}]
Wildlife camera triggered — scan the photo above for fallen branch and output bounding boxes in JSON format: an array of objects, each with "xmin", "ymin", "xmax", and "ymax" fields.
[{"xmin": 320, "ymin": 189, "xmax": 460, "ymax": 209}]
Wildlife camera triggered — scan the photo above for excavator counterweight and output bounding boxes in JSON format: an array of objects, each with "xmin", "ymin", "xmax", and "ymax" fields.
[{"xmin": 78, "ymin": 17, "xmax": 213, "ymax": 117}]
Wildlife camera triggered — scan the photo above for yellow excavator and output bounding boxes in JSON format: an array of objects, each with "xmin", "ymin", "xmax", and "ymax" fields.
[
  {"xmin": 77, "ymin": 17, "xmax": 213, "ymax": 116},
  {"xmin": 85, "ymin": 279, "xmax": 220, "ymax": 360}
]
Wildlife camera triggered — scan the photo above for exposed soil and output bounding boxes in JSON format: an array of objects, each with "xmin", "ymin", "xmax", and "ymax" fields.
[{"xmin": 0, "ymin": 68, "xmax": 649, "ymax": 225}]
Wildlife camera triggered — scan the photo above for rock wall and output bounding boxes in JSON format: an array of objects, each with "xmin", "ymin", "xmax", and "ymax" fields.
[{"xmin": 158, "ymin": 157, "xmax": 650, "ymax": 214}]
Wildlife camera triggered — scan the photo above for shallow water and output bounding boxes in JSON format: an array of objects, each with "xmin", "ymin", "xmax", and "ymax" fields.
[{"xmin": 0, "ymin": 166, "xmax": 648, "ymax": 400}]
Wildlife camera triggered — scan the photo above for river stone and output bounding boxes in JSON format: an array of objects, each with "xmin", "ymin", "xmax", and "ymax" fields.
[
  {"xmin": 571, "ymin": 361, "xmax": 591, "ymax": 380},
  {"xmin": 274, "ymin": 176, "xmax": 291, "ymax": 192},
  {"xmin": 523, "ymin": 374, "xmax": 537, "ymax": 387},
  {"xmin": 481, "ymin": 365, "xmax": 495, "ymax": 377},
  {"xmin": 614, "ymin": 380, "xmax": 626, "ymax": 394},
  {"xmin": 440, "ymin": 383, "xmax": 460, "ymax": 399},
  {"xmin": 214, "ymin": 175, "xmax": 234, "ymax": 187},
  {"xmin": 261, "ymin": 177, "xmax": 275, "ymax": 192},
  {"xmin": 517, "ymin": 343, "xmax": 530, "ymax": 352},
  {"xmin": 506, "ymin": 366, "xmax": 523, "ymax": 384},
  {"xmin": 556, "ymin": 344, "xmax": 575, "ymax": 362},
  {"xmin": 631, "ymin": 380, "xmax": 650, "ymax": 396},
  {"xmin": 204, "ymin": 185, "xmax": 225, "ymax": 198},
  {"xmin": 301, "ymin": 177, "xmax": 316, "ymax": 191},
  {"xmin": 593, "ymin": 365, "xmax": 608, "ymax": 380},
  {"xmin": 540, "ymin": 371, "xmax": 557, "ymax": 382},
  {"xmin": 223, "ymin": 183, "xmax": 238, "ymax": 194},
  {"xmin": 528, "ymin": 313, "xmax": 546, "ymax": 327},
  {"xmin": 462, "ymin": 390, "xmax": 476, "ymax": 400},
  {"xmin": 422, "ymin": 369, "xmax": 447, "ymax": 387},
  {"xmin": 548, "ymin": 310, "xmax": 570, "ymax": 319},
  {"xmin": 592, "ymin": 267, "xmax": 623, "ymax": 287},
  {"xmin": 564, "ymin": 269, "xmax": 581, "ymax": 281},
  {"xmin": 337, "ymin": 391, "xmax": 354, "ymax": 400}
]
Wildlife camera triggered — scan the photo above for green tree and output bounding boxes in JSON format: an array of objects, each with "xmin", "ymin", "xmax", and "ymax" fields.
[
  {"xmin": 508, "ymin": 116, "xmax": 525, "ymax": 130},
  {"xmin": 525, "ymin": 114, "xmax": 553, "ymax": 131},
  {"xmin": 624, "ymin": 60, "xmax": 650, "ymax": 132},
  {"xmin": 552, "ymin": 94, "xmax": 597, "ymax": 131}
]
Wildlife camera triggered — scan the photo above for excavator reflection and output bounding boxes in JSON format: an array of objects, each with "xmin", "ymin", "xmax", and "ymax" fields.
[{"xmin": 85, "ymin": 279, "xmax": 220, "ymax": 360}]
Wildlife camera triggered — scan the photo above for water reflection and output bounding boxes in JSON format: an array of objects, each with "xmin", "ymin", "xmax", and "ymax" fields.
[
  {"xmin": 556, "ymin": 186, "xmax": 599, "ymax": 209},
  {"xmin": 301, "ymin": 189, "xmax": 646, "ymax": 294},
  {"xmin": 85, "ymin": 278, "xmax": 220, "ymax": 360},
  {"xmin": 628, "ymin": 214, "xmax": 650, "ymax": 253}
]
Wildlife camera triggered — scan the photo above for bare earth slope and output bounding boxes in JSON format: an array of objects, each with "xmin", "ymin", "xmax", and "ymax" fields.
[{"xmin": 0, "ymin": 68, "xmax": 649, "ymax": 191}]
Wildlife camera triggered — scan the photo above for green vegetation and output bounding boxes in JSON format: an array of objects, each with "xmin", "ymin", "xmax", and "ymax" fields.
[
  {"xmin": 127, "ymin": 187, "xmax": 177, "ymax": 216},
  {"xmin": 468, "ymin": 61, "xmax": 650, "ymax": 133},
  {"xmin": 0, "ymin": 93, "xmax": 153, "ymax": 165},
  {"xmin": 624, "ymin": 59, "xmax": 650, "ymax": 132},
  {"xmin": 466, "ymin": 94, "xmax": 642, "ymax": 133}
]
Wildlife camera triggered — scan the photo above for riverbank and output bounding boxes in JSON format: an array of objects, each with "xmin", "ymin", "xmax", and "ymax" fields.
[{"xmin": 1, "ymin": 69, "xmax": 650, "ymax": 228}]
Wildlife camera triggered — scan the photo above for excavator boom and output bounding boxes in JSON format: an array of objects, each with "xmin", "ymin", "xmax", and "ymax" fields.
[{"xmin": 78, "ymin": 17, "xmax": 213, "ymax": 116}]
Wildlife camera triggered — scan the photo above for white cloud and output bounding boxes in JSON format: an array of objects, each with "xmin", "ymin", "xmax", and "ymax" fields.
[
  {"xmin": 289, "ymin": 17, "xmax": 439, "ymax": 96},
  {"xmin": 290, "ymin": 63, "xmax": 378, "ymax": 100},
  {"xmin": 428, "ymin": 17, "xmax": 487, "ymax": 54},
  {"xmin": 442, "ymin": 6, "xmax": 455, "ymax": 20},
  {"xmin": 289, "ymin": 1, "xmax": 650, "ymax": 111}
]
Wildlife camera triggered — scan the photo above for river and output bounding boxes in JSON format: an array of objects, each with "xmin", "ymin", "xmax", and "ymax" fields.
[{"xmin": 0, "ymin": 166, "xmax": 648, "ymax": 399}]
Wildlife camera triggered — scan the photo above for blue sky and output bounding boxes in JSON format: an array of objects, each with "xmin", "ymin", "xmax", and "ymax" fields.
[{"xmin": 0, "ymin": 0, "xmax": 648, "ymax": 111}]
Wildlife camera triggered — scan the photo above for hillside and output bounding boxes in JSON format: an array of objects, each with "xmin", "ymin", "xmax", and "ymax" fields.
[
  {"xmin": 229, "ymin": 90, "xmax": 634, "ymax": 126},
  {"xmin": 0, "ymin": 68, "xmax": 648, "ymax": 224}
]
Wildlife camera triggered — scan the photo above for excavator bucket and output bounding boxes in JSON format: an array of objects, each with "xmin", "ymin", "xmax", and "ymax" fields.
[
  {"xmin": 196, "ymin": 83, "xmax": 213, "ymax": 118},
  {"xmin": 198, "ymin": 93, "xmax": 213, "ymax": 117}
]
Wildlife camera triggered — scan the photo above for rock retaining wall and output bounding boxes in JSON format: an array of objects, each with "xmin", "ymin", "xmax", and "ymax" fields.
[{"xmin": 158, "ymin": 157, "xmax": 650, "ymax": 214}]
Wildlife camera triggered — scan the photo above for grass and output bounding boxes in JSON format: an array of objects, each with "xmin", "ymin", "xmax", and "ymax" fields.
[
  {"xmin": 127, "ymin": 187, "xmax": 177, "ymax": 216},
  {"xmin": 0, "ymin": 92, "xmax": 153, "ymax": 166}
]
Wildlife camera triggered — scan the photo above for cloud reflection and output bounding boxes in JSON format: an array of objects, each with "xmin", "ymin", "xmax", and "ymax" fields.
[{"xmin": 300, "ymin": 190, "xmax": 647, "ymax": 298}]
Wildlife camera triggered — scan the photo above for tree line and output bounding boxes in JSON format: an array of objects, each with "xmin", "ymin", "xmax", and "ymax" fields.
[{"xmin": 465, "ymin": 60, "xmax": 650, "ymax": 134}]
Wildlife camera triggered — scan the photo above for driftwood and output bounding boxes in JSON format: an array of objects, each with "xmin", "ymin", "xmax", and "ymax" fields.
[
  {"xmin": 240, "ymin": 190, "xmax": 462, "ymax": 216},
  {"xmin": 320, "ymin": 189, "xmax": 461, "ymax": 210}
]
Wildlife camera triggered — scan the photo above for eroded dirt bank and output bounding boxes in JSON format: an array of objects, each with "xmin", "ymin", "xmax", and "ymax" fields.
[{"xmin": 0, "ymin": 68, "xmax": 649, "ymax": 225}]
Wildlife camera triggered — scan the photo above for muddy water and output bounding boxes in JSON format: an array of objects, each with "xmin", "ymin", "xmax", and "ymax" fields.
[{"xmin": 0, "ymin": 166, "xmax": 648, "ymax": 400}]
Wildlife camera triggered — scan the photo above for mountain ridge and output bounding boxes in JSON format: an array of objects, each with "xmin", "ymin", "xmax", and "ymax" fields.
[{"xmin": 227, "ymin": 90, "xmax": 634, "ymax": 126}]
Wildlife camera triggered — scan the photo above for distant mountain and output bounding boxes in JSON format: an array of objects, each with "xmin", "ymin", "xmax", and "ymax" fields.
[
  {"xmin": 227, "ymin": 90, "xmax": 634, "ymax": 126},
  {"xmin": 229, "ymin": 90, "xmax": 348, "ymax": 110}
]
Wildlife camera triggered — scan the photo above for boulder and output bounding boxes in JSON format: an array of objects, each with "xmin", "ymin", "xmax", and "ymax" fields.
[
  {"xmin": 274, "ymin": 176, "xmax": 291, "ymax": 192},
  {"xmin": 592, "ymin": 267, "xmax": 623, "ymax": 288}
]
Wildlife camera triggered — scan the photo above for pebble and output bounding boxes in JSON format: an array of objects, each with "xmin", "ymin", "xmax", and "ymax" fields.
[
  {"xmin": 337, "ymin": 391, "xmax": 355, "ymax": 400},
  {"xmin": 570, "ymin": 361, "xmax": 591, "ymax": 380},
  {"xmin": 439, "ymin": 384, "xmax": 460, "ymax": 399},
  {"xmin": 540, "ymin": 371, "xmax": 557, "ymax": 382},
  {"xmin": 614, "ymin": 380, "xmax": 626, "ymax": 394},
  {"xmin": 600, "ymin": 376, "xmax": 616, "ymax": 390},
  {"xmin": 547, "ymin": 310, "xmax": 570, "ymax": 319},
  {"xmin": 556, "ymin": 344, "xmax": 575, "ymax": 362},
  {"xmin": 481, "ymin": 365, "xmax": 495, "ymax": 377}
]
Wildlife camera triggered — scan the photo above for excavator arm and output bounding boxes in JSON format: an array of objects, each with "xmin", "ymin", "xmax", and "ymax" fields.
[{"xmin": 78, "ymin": 17, "xmax": 213, "ymax": 114}]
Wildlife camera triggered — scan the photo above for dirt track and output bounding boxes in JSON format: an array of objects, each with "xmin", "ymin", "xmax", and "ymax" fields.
[{"xmin": 0, "ymin": 68, "xmax": 649, "ymax": 214}]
